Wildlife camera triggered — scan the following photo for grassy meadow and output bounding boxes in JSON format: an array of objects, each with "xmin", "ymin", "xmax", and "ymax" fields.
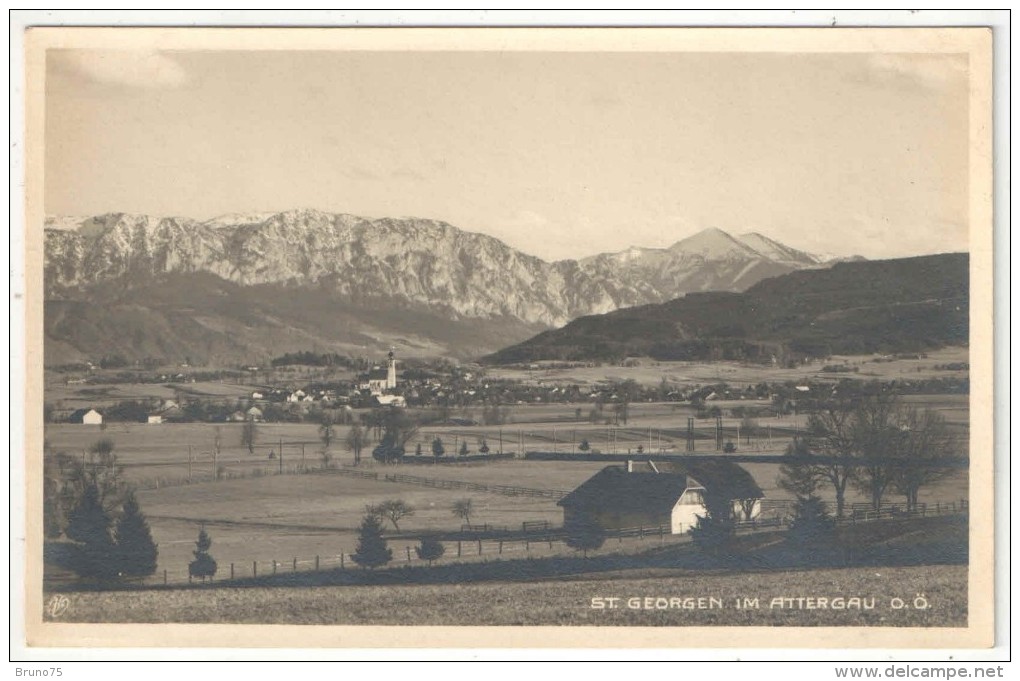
[
  {"xmin": 49, "ymin": 562, "xmax": 967, "ymax": 627},
  {"xmin": 43, "ymin": 388, "xmax": 969, "ymax": 582}
]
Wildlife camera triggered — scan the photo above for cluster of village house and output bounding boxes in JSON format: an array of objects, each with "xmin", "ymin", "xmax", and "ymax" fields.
[{"xmin": 63, "ymin": 352, "xmax": 406, "ymax": 425}]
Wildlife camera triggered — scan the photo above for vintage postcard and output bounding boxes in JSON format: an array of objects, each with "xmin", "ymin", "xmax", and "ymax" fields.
[{"xmin": 19, "ymin": 25, "xmax": 994, "ymax": 650}]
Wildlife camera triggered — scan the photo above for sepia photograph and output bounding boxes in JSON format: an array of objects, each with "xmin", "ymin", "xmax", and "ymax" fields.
[{"xmin": 18, "ymin": 23, "xmax": 995, "ymax": 651}]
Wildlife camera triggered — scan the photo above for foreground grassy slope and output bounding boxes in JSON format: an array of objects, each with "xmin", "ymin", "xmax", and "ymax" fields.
[
  {"xmin": 48, "ymin": 515, "xmax": 967, "ymax": 626},
  {"xmin": 48, "ymin": 564, "xmax": 966, "ymax": 627}
]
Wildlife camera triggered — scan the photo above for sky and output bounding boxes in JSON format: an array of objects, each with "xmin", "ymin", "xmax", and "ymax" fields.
[{"xmin": 44, "ymin": 48, "xmax": 970, "ymax": 261}]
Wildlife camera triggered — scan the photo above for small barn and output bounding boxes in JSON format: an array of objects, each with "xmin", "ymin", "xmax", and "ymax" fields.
[
  {"xmin": 557, "ymin": 460, "xmax": 764, "ymax": 535},
  {"xmin": 68, "ymin": 408, "xmax": 103, "ymax": 425}
]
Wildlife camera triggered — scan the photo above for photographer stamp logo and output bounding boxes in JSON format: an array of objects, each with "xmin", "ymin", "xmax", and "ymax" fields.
[{"xmin": 45, "ymin": 595, "xmax": 69, "ymax": 619}]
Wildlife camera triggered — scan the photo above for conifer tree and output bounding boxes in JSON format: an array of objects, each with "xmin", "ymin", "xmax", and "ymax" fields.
[
  {"xmin": 114, "ymin": 492, "xmax": 158, "ymax": 578},
  {"xmin": 188, "ymin": 527, "xmax": 218, "ymax": 581},
  {"xmin": 65, "ymin": 482, "xmax": 118, "ymax": 579},
  {"xmin": 351, "ymin": 514, "xmax": 392, "ymax": 569}
]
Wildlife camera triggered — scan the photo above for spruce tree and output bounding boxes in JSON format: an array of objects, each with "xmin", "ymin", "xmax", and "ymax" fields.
[
  {"xmin": 188, "ymin": 527, "xmax": 218, "ymax": 581},
  {"xmin": 65, "ymin": 483, "xmax": 117, "ymax": 579},
  {"xmin": 786, "ymin": 494, "xmax": 836, "ymax": 548},
  {"xmin": 351, "ymin": 514, "xmax": 392, "ymax": 569},
  {"xmin": 114, "ymin": 492, "xmax": 158, "ymax": 578},
  {"xmin": 690, "ymin": 489, "xmax": 736, "ymax": 557},
  {"xmin": 431, "ymin": 437, "xmax": 445, "ymax": 458}
]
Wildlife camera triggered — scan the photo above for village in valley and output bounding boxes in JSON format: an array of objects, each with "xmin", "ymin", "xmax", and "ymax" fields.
[
  {"xmin": 36, "ymin": 39, "xmax": 979, "ymax": 630},
  {"xmin": 42, "ymin": 339, "xmax": 972, "ymax": 626}
]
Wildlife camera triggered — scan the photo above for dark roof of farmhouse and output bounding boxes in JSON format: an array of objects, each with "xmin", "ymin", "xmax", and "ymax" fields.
[
  {"xmin": 557, "ymin": 466, "xmax": 688, "ymax": 515},
  {"xmin": 361, "ymin": 368, "xmax": 389, "ymax": 380},
  {"xmin": 557, "ymin": 460, "xmax": 763, "ymax": 513},
  {"xmin": 669, "ymin": 460, "xmax": 764, "ymax": 500}
]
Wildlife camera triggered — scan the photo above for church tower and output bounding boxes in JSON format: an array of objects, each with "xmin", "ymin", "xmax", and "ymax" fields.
[{"xmin": 386, "ymin": 349, "xmax": 397, "ymax": 390}]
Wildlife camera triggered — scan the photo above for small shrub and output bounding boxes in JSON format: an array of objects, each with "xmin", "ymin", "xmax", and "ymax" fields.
[
  {"xmin": 564, "ymin": 517, "xmax": 606, "ymax": 558},
  {"xmin": 415, "ymin": 536, "xmax": 446, "ymax": 566}
]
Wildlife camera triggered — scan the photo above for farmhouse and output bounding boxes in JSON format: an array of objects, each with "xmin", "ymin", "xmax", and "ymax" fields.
[
  {"xmin": 557, "ymin": 460, "xmax": 763, "ymax": 535},
  {"xmin": 68, "ymin": 408, "xmax": 103, "ymax": 425},
  {"xmin": 246, "ymin": 406, "xmax": 264, "ymax": 422}
]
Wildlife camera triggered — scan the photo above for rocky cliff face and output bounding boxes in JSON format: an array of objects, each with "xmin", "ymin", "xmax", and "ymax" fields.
[{"xmin": 44, "ymin": 210, "xmax": 845, "ymax": 362}]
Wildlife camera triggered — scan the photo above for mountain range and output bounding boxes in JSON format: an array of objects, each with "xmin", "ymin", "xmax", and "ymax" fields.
[
  {"xmin": 44, "ymin": 209, "xmax": 857, "ymax": 364},
  {"xmin": 485, "ymin": 253, "xmax": 969, "ymax": 365}
]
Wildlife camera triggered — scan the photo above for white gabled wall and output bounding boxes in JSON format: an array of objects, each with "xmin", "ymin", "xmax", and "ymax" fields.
[
  {"xmin": 670, "ymin": 488, "xmax": 762, "ymax": 534},
  {"xmin": 671, "ymin": 487, "xmax": 706, "ymax": 535}
]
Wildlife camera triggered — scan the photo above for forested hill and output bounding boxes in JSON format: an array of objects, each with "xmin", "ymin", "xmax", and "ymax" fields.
[{"xmin": 483, "ymin": 253, "xmax": 969, "ymax": 364}]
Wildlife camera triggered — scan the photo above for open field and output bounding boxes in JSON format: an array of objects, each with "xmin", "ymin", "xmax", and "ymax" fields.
[
  {"xmin": 486, "ymin": 346, "xmax": 970, "ymax": 387},
  {"xmin": 43, "ymin": 387, "xmax": 969, "ymax": 581},
  {"xmin": 41, "ymin": 452, "xmax": 967, "ymax": 582},
  {"xmin": 48, "ymin": 563, "xmax": 967, "ymax": 627},
  {"xmin": 127, "ymin": 471, "xmax": 571, "ymax": 576},
  {"xmin": 44, "ymin": 388, "xmax": 969, "ymax": 490}
]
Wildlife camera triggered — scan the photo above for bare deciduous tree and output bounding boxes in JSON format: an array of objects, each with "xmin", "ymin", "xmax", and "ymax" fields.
[
  {"xmin": 366, "ymin": 499, "xmax": 415, "ymax": 532},
  {"xmin": 451, "ymin": 499, "xmax": 474, "ymax": 526}
]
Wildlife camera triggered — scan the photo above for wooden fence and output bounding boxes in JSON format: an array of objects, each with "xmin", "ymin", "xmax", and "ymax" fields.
[
  {"xmin": 50, "ymin": 500, "xmax": 969, "ymax": 589},
  {"xmin": 135, "ymin": 523, "xmax": 685, "ymax": 587}
]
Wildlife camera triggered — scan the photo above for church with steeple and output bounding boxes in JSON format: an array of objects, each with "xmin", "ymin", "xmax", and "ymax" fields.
[{"xmin": 358, "ymin": 350, "xmax": 398, "ymax": 396}]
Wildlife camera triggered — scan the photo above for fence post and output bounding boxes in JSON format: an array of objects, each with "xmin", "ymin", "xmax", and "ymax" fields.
[
  {"xmin": 406, "ymin": 546, "xmax": 412, "ymax": 562},
  {"xmin": 230, "ymin": 563, "xmax": 234, "ymax": 580},
  {"xmin": 273, "ymin": 560, "xmax": 277, "ymax": 575},
  {"xmin": 341, "ymin": 552, "xmax": 345, "ymax": 569},
  {"xmin": 478, "ymin": 540, "xmax": 482, "ymax": 555},
  {"xmin": 253, "ymin": 561, "xmax": 257, "ymax": 577},
  {"xmin": 640, "ymin": 526, "xmax": 644, "ymax": 539},
  {"xmin": 315, "ymin": 555, "xmax": 320, "ymax": 571},
  {"xmin": 457, "ymin": 541, "xmax": 462, "ymax": 557},
  {"xmin": 293, "ymin": 557, "xmax": 297, "ymax": 572},
  {"xmin": 163, "ymin": 569, "xmax": 167, "ymax": 585},
  {"xmin": 499, "ymin": 540, "xmax": 503, "ymax": 555}
]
